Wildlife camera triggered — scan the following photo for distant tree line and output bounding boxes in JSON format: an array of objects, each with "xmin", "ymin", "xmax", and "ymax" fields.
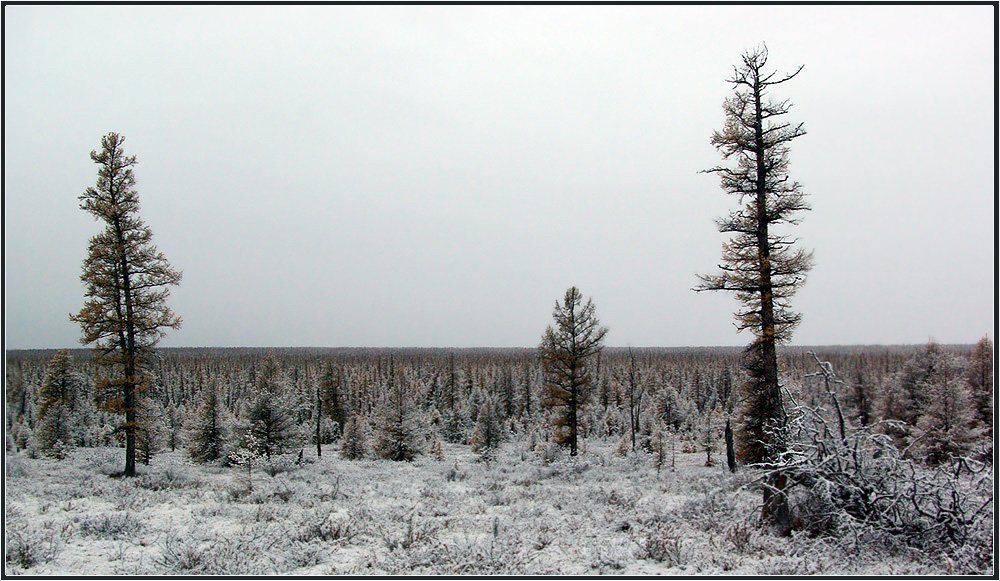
[{"xmin": 8, "ymin": 336, "xmax": 992, "ymax": 470}]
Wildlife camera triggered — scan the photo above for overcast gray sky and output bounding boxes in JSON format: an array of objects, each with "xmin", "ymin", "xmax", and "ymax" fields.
[{"xmin": 3, "ymin": 5, "xmax": 995, "ymax": 349}]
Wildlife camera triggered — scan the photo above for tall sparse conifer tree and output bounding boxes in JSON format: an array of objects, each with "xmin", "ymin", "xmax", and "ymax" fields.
[
  {"xmin": 696, "ymin": 46, "xmax": 812, "ymax": 465},
  {"xmin": 71, "ymin": 132, "xmax": 182, "ymax": 477}
]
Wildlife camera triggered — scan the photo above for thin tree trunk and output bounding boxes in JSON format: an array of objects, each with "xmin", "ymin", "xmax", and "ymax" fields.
[
  {"xmin": 316, "ymin": 384, "xmax": 322, "ymax": 458},
  {"xmin": 725, "ymin": 417, "xmax": 736, "ymax": 473}
]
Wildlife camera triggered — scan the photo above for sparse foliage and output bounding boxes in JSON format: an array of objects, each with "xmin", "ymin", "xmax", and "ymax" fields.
[
  {"xmin": 70, "ymin": 132, "xmax": 182, "ymax": 476},
  {"xmin": 228, "ymin": 431, "xmax": 267, "ymax": 491},
  {"xmin": 539, "ymin": 286, "xmax": 608, "ymax": 456},
  {"xmin": 696, "ymin": 46, "xmax": 812, "ymax": 465},
  {"xmin": 619, "ymin": 347, "xmax": 645, "ymax": 452}
]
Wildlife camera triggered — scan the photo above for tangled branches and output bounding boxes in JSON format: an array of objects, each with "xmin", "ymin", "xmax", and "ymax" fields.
[{"xmin": 749, "ymin": 353, "xmax": 993, "ymax": 573}]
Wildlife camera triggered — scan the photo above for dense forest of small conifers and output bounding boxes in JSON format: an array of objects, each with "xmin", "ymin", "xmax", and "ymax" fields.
[{"xmin": 5, "ymin": 341, "xmax": 988, "ymax": 467}]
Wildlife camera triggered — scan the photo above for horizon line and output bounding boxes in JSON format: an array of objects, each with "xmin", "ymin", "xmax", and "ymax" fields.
[{"xmin": 4, "ymin": 341, "xmax": 975, "ymax": 353}]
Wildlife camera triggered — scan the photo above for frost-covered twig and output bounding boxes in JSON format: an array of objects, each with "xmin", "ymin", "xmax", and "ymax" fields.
[{"xmin": 742, "ymin": 355, "xmax": 994, "ymax": 572}]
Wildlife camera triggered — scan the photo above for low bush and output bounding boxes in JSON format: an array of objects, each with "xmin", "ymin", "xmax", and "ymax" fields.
[
  {"xmin": 137, "ymin": 466, "xmax": 200, "ymax": 491},
  {"xmin": 637, "ymin": 520, "xmax": 686, "ymax": 566},
  {"xmin": 755, "ymin": 364, "xmax": 994, "ymax": 574},
  {"xmin": 79, "ymin": 512, "xmax": 144, "ymax": 540}
]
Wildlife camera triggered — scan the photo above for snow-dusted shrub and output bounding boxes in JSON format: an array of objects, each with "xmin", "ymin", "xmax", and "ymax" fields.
[
  {"xmin": 136, "ymin": 465, "xmax": 200, "ymax": 491},
  {"xmin": 369, "ymin": 518, "xmax": 536, "ymax": 575},
  {"xmin": 375, "ymin": 509, "xmax": 441, "ymax": 552},
  {"xmin": 79, "ymin": 447, "xmax": 124, "ymax": 475},
  {"xmin": 756, "ymin": 354, "xmax": 995, "ymax": 573},
  {"xmin": 79, "ymin": 512, "xmax": 144, "ymax": 540},
  {"xmin": 615, "ymin": 432, "xmax": 631, "ymax": 457},
  {"xmin": 108, "ymin": 483, "xmax": 149, "ymax": 512},
  {"xmin": 637, "ymin": 520, "xmax": 686, "ymax": 566},
  {"xmin": 724, "ymin": 519, "xmax": 756, "ymax": 554},
  {"xmin": 291, "ymin": 507, "xmax": 358, "ymax": 544},
  {"xmin": 538, "ymin": 441, "xmax": 562, "ymax": 464},
  {"xmin": 428, "ymin": 432, "xmax": 445, "ymax": 461},
  {"xmin": 755, "ymin": 554, "xmax": 824, "ymax": 576},
  {"xmin": 155, "ymin": 531, "xmax": 209, "ymax": 573},
  {"xmin": 287, "ymin": 475, "xmax": 342, "ymax": 507},
  {"xmin": 4, "ymin": 505, "xmax": 64, "ymax": 572},
  {"xmin": 5, "ymin": 452, "xmax": 29, "ymax": 478},
  {"xmin": 589, "ymin": 537, "xmax": 635, "ymax": 573},
  {"xmin": 245, "ymin": 473, "xmax": 300, "ymax": 504},
  {"xmin": 598, "ymin": 487, "xmax": 640, "ymax": 511},
  {"xmin": 4, "ymin": 527, "xmax": 60, "ymax": 572},
  {"xmin": 155, "ymin": 525, "xmax": 299, "ymax": 575},
  {"xmin": 261, "ymin": 452, "xmax": 300, "ymax": 476},
  {"xmin": 444, "ymin": 460, "xmax": 467, "ymax": 482}
]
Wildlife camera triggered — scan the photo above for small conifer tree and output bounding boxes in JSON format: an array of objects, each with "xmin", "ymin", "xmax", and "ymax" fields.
[
  {"xmin": 135, "ymin": 396, "xmax": 167, "ymax": 465},
  {"xmin": 242, "ymin": 353, "xmax": 301, "ymax": 460},
  {"xmin": 373, "ymin": 364, "xmax": 425, "ymax": 461},
  {"xmin": 185, "ymin": 379, "xmax": 232, "ymax": 463},
  {"xmin": 35, "ymin": 350, "xmax": 84, "ymax": 459},
  {"xmin": 914, "ymin": 351, "xmax": 980, "ymax": 465},
  {"xmin": 340, "ymin": 415, "xmax": 369, "ymax": 460},
  {"xmin": 471, "ymin": 397, "xmax": 505, "ymax": 463}
]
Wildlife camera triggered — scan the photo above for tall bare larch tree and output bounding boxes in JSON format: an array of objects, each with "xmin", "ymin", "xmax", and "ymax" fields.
[
  {"xmin": 697, "ymin": 46, "xmax": 813, "ymax": 466},
  {"xmin": 71, "ymin": 132, "xmax": 182, "ymax": 477},
  {"xmin": 539, "ymin": 286, "xmax": 608, "ymax": 456}
]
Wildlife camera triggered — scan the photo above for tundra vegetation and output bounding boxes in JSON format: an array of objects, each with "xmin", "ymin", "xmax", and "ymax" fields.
[
  {"xmin": 4, "ymin": 47, "xmax": 993, "ymax": 576},
  {"xmin": 5, "ymin": 343, "xmax": 993, "ymax": 575}
]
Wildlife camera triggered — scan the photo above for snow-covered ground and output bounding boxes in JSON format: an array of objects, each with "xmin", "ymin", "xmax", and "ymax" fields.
[{"xmin": 4, "ymin": 440, "xmax": 957, "ymax": 575}]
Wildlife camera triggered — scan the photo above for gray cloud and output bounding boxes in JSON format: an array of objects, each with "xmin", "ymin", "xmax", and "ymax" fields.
[{"xmin": 3, "ymin": 5, "xmax": 994, "ymax": 348}]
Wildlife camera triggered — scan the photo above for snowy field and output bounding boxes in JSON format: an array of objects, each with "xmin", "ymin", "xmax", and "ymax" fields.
[{"xmin": 4, "ymin": 439, "xmax": 964, "ymax": 575}]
